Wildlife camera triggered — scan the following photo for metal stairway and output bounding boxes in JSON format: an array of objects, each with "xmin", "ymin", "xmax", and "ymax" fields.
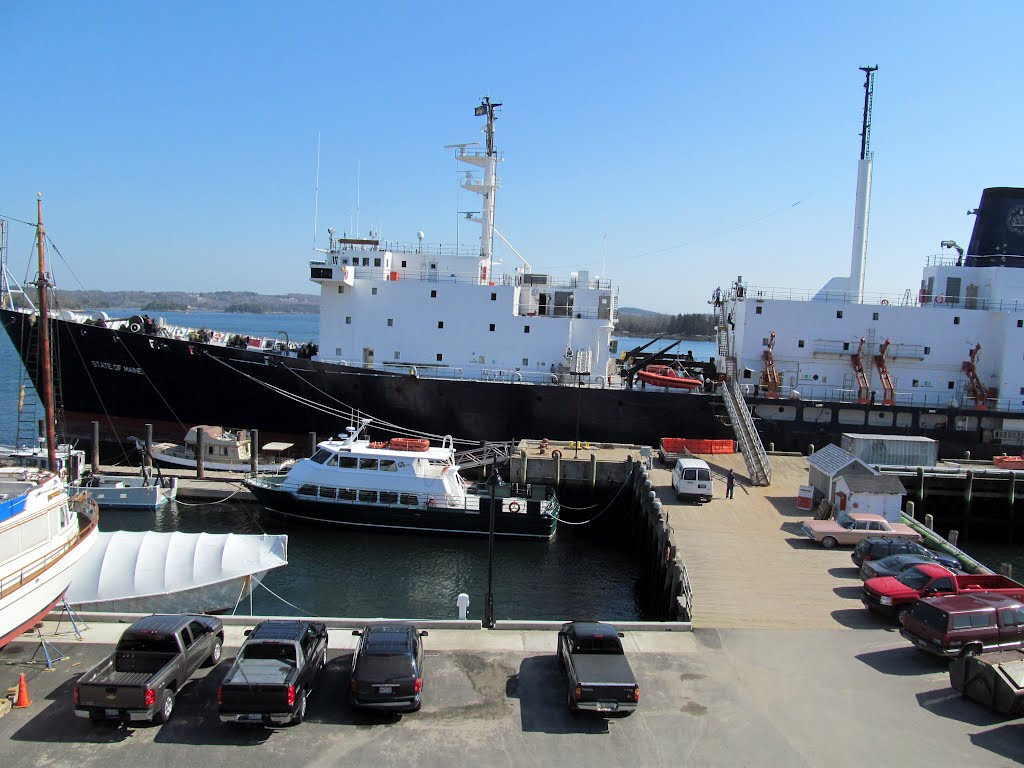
[
  {"xmin": 716, "ymin": 298, "xmax": 772, "ymax": 486},
  {"xmin": 454, "ymin": 442, "xmax": 513, "ymax": 471}
]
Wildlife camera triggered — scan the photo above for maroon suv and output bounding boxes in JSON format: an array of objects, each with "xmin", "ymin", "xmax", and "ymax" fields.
[{"xmin": 899, "ymin": 592, "xmax": 1024, "ymax": 659}]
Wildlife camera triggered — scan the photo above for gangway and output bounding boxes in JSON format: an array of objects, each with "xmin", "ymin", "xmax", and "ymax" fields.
[
  {"xmin": 851, "ymin": 337, "xmax": 871, "ymax": 404},
  {"xmin": 962, "ymin": 343, "xmax": 989, "ymax": 410},
  {"xmin": 872, "ymin": 338, "xmax": 895, "ymax": 405},
  {"xmin": 760, "ymin": 332, "xmax": 781, "ymax": 398},
  {"xmin": 715, "ymin": 293, "xmax": 772, "ymax": 486},
  {"xmin": 454, "ymin": 441, "xmax": 513, "ymax": 471}
]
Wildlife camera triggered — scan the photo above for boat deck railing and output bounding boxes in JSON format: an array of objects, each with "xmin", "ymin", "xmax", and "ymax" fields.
[
  {"xmin": 737, "ymin": 382, "xmax": 1024, "ymax": 414},
  {"xmin": 742, "ymin": 285, "xmax": 1024, "ymax": 313}
]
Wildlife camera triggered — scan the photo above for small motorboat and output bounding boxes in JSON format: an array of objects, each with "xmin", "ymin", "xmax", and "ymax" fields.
[
  {"xmin": 133, "ymin": 426, "xmax": 296, "ymax": 473},
  {"xmin": 636, "ymin": 365, "xmax": 703, "ymax": 390},
  {"xmin": 70, "ymin": 469, "xmax": 178, "ymax": 510}
]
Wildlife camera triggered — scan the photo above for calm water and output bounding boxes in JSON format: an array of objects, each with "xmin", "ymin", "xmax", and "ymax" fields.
[{"xmin": 0, "ymin": 310, "xmax": 681, "ymax": 619}]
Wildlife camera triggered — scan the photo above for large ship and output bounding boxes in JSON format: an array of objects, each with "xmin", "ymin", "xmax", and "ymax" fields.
[{"xmin": 0, "ymin": 99, "xmax": 726, "ymax": 453}]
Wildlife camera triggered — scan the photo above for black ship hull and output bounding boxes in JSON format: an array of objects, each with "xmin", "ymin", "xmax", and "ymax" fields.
[
  {"xmin": 244, "ymin": 480, "xmax": 557, "ymax": 539},
  {"xmin": 1, "ymin": 308, "xmax": 1014, "ymax": 460}
]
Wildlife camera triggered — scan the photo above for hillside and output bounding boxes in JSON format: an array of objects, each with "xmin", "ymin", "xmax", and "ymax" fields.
[{"xmin": 45, "ymin": 290, "xmax": 319, "ymax": 314}]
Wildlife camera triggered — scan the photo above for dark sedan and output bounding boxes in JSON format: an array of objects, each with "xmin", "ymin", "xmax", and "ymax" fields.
[
  {"xmin": 859, "ymin": 553, "xmax": 963, "ymax": 581},
  {"xmin": 349, "ymin": 623, "xmax": 428, "ymax": 713},
  {"xmin": 850, "ymin": 536, "xmax": 962, "ymax": 570}
]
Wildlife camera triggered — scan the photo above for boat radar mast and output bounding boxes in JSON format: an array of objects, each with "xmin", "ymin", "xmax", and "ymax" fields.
[
  {"xmin": 849, "ymin": 65, "xmax": 878, "ymax": 304},
  {"xmin": 457, "ymin": 97, "xmax": 502, "ymax": 285}
]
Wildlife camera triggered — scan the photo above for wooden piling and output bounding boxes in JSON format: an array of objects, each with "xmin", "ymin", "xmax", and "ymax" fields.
[
  {"xmin": 91, "ymin": 421, "xmax": 100, "ymax": 473},
  {"xmin": 250, "ymin": 428, "xmax": 259, "ymax": 474},
  {"xmin": 196, "ymin": 426, "xmax": 205, "ymax": 479},
  {"xmin": 308, "ymin": 431, "xmax": 317, "ymax": 457},
  {"xmin": 144, "ymin": 423, "xmax": 153, "ymax": 468}
]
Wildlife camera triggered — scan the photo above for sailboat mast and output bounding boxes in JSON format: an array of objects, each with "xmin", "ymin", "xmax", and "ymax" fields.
[{"xmin": 35, "ymin": 196, "xmax": 57, "ymax": 471}]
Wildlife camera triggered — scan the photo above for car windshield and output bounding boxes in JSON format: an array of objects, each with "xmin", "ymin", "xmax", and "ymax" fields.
[
  {"xmin": 896, "ymin": 568, "xmax": 931, "ymax": 590},
  {"xmin": 243, "ymin": 643, "xmax": 296, "ymax": 663}
]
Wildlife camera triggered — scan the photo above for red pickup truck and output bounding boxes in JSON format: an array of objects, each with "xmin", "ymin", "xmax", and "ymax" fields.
[{"xmin": 862, "ymin": 563, "xmax": 1024, "ymax": 619}]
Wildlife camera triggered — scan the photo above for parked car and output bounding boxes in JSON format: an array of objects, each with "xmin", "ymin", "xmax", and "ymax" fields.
[
  {"xmin": 900, "ymin": 592, "xmax": 1024, "ymax": 658},
  {"xmin": 801, "ymin": 513, "xmax": 921, "ymax": 549},
  {"xmin": 851, "ymin": 536, "xmax": 962, "ymax": 569},
  {"xmin": 557, "ymin": 621, "xmax": 639, "ymax": 715},
  {"xmin": 73, "ymin": 614, "xmax": 223, "ymax": 724},
  {"xmin": 859, "ymin": 553, "xmax": 965, "ymax": 581},
  {"xmin": 671, "ymin": 458, "xmax": 714, "ymax": 503},
  {"xmin": 863, "ymin": 565, "xmax": 1024, "ymax": 619},
  {"xmin": 349, "ymin": 623, "xmax": 428, "ymax": 713},
  {"xmin": 218, "ymin": 620, "xmax": 329, "ymax": 725}
]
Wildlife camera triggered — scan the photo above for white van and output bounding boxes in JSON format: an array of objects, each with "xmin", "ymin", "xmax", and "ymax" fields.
[{"xmin": 671, "ymin": 458, "xmax": 714, "ymax": 503}]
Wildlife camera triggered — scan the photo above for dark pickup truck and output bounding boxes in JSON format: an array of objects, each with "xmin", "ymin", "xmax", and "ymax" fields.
[
  {"xmin": 74, "ymin": 614, "xmax": 224, "ymax": 724},
  {"xmin": 557, "ymin": 621, "xmax": 639, "ymax": 715},
  {"xmin": 218, "ymin": 620, "xmax": 328, "ymax": 725}
]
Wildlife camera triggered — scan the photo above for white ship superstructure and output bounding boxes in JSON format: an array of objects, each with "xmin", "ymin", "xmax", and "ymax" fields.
[{"xmin": 309, "ymin": 98, "xmax": 618, "ymax": 385}]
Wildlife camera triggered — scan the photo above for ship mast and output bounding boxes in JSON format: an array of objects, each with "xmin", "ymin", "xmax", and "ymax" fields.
[
  {"xmin": 849, "ymin": 66, "xmax": 877, "ymax": 304},
  {"xmin": 460, "ymin": 97, "xmax": 502, "ymax": 285},
  {"xmin": 34, "ymin": 196, "xmax": 58, "ymax": 471}
]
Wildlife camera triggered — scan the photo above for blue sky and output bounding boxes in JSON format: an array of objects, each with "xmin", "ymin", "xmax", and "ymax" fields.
[{"xmin": 2, "ymin": 2, "xmax": 1022, "ymax": 314}]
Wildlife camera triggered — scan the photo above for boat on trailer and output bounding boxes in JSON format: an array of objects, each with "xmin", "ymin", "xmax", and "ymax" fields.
[{"xmin": 244, "ymin": 421, "xmax": 559, "ymax": 539}]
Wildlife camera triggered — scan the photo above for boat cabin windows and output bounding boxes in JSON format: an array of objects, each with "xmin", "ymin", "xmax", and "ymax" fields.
[
  {"xmin": 379, "ymin": 491, "xmax": 399, "ymax": 504},
  {"xmin": 338, "ymin": 489, "xmax": 356, "ymax": 500},
  {"xmin": 359, "ymin": 459, "xmax": 377, "ymax": 470},
  {"xmin": 298, "ymin": 484, "xmax": 317, "ymax": 496},
  {"xmin": 400, "ymin": 493, "xmax": 418, "ymax": 505},
  {"xmin": 358, "ymin": 490, "xmax": 377, "ymax": 502},
  {"xmin": 310, "ymin": 449, "xmax": 333, "ymax": 464},
  {"xmin": 379, "ymin": 460, "xmax": 398, "ymax": 472},
  {"xmin": 339, "ymin": 456, "xmax": 358, "ymax": 469}
]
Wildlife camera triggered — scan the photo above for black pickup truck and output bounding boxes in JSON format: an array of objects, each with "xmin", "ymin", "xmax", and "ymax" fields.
[
  {"xmin": 557, "ymin": 621, "xmax": 639, "ymax": 715},
  {"xmin": 74, "ymin": 614, "xmax": 224, "ymax": 724},
  {"xmin": 218, "ymin": 620, "xmax": 328, "ymax": 725}
]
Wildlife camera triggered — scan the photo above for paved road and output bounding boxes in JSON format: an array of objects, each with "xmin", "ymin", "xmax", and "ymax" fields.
[{"xmin": 1, "ymin": 623, "xmax": 1021, "ymax": 767}]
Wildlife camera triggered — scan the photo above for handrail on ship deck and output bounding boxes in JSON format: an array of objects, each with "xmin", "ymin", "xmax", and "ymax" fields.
[{"xmin": 743, "ymin": 285, "xmax": 1024, "ymax": 312}]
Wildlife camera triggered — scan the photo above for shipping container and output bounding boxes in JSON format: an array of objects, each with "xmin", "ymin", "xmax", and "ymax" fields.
[{"xmin": 840, "ymin": 433, "xmax": 938, "ymax": 467}]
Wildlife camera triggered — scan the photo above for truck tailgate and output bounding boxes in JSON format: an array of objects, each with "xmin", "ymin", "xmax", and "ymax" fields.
[
  {"xmin": 220, "ymin": 684, "xmax": 290, "ymax": 712},
  {"xmin": 78, "ymin": 682, "xmax": 150, "ymax": 709},
  {"xmin": 571, "ymin": 655, "xmax": 638, "ymax": 704}
]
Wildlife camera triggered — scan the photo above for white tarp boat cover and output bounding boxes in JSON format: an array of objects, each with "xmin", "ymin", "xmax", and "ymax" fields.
[{"xmin": 66, "ymin": 531, "xmax": 288, "ymax": 609}]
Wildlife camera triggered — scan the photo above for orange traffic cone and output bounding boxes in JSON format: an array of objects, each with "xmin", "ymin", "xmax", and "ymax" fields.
[{"xmin": 13, "ymin": 673, "xmax": 31, "ymax": 708}]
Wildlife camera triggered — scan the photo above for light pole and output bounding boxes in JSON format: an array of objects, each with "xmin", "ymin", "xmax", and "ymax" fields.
[{"xmin": 483, "ymin": 459, "xmax": 499, "ymax": 629}]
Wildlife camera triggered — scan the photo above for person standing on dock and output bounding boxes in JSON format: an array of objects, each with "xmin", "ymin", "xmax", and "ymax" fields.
[{"xmin": 726, "ymin": 469, "xmax": 735, "ymax": 499}]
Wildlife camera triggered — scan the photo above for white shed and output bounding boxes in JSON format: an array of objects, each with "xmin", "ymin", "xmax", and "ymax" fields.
[
  {"xmin": 807, "ymin": 443, "xmax": 875, "ymax": 505},
  {"xmin": 832, "ymin": 473, "xmax": 907, "ymax": 523}
]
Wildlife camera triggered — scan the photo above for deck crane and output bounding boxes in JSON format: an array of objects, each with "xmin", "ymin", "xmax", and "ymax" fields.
[
  {"xmin": 760, "ymin": 332, "xmax": 781, "ymax": 398},
  {"xmin": 962, "ymin": 343, "xmax": 989, "ymax": 409}
]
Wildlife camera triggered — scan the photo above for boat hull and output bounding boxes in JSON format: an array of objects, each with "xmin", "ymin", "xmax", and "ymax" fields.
[{"xmin": 245, "ymin": 482, "xmax": 557, "ymax": 539}]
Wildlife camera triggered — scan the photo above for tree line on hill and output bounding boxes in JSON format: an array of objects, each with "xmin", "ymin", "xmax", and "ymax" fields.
[
  {"xmin": 39, "ymin": 289, "xmax": 320, "ymax": 314},
  {"xmin": 616, "ymin": 311, "xmax": 716, "ymax": 338}
]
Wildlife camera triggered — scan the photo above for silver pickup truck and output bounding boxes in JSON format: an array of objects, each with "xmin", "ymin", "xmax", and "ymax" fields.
[{"xmin": 73, "ymin": 614, "xmax": 224, "ymax": 724}]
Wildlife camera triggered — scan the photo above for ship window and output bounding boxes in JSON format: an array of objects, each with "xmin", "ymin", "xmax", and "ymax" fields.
[
  {"xmin": 346, "ymin": 316, "xmax": 352, "ymax": 325},
  {"xmin": 394, "ymin": 351, "xmax": 400, "ymax": 359},
  {"xmin": 379, "ymin": 460, "xmax": 397, "ymax": 472},
  {"xmin": 948, "ymin": 381, "xmax": 955, "ymax": 389},
  {"xmin": 379, "ymin": 491, "xmax": 399, "ymax": 504},
  {"xmin": 338, "ymin": 286, "xmax": 344, "ymax": 294},
  {"xmin": 387, "ymin": 318, "xmax": 394, "ymax": 326},
  {"xmin": 342, "ymin": 258, "xmax": 349, "ymax": 265},
  {"xmin": 431, "ymin": 290, "xmax": 437, "ymax": 298},
  {"xmin": 374, "ymin": 258, "xmax": 382, "ymax": 267},
  {"xmin": 489, "ymin": 324, "xmax": 495, "ymax": 332},
  {"xmin": 1018, "ymin": 319, "xmax": 1023, "ymax": 328},
  {"xmin": 523, "ymin": 358, "xmax": 529, "ymax": 366},
  {"xmin": 358, "ymin": 490, "xmax": 377, "ymax": 503},
  {"xmin": 524, "ymin": 326, "xmax": 530, "ymax": 333},
  {"xmin": 491, "ymin": 293, "xmax": 497, "ymax": 301},
  {"xmin": 362, "ymin": 257, "xmax": 370, "ymax": 267},
  {"xmin": 372, "ymin": 287, "xmax": 378, "ymax": 295},
  {"xmin": 1020, "ymin": 387, "xmax": 1024, "ymax": 395},
  {"xmin": 912, "ymin": 379, "xmax": 920, "ymax": 387},
  {"xmin": 320, "ymin": 487, "xmax": 337, "ymax": 499},
  {"xmin": 336, "ymin": 347, "xmax": 342, "ymax": 355},
  {"xmin": 338, "ymin": 488, "xmax": 356, "ymax": 500},
  {"xmin": 310, "ymin": 449, "xmax": 332, "ymax": 464},
  {"xmin": 798, "ymin": 340, "xmax": 805, "ymax": 348},
  {"xmin": 924, "ymin": 346, "xmax": 931, "ymax": 354},
  {"xmin": 437, "ymin": 353, "xmax": 443, "ymax": 362},
  {"xmin": 872, "ymin": 312, "xmax": 879, "ymax": 321},
  {"xmin": 430, "ymin": 263, "xmax": 437, "ymax": 269},
  {"xmin": 755, "ymin": 306, "xmax": 763, "ymax": 315},
  {"xmin": 327, "ymin": 454, "xmax": 340, "ymax": 467},
  {"xmin": 400, "ymin": 493, "xmax": 418, "ymax": 506},
  {"xmin": 298, "ymin": 484, "xmax": 318, "ymax": 496},
  {"xmin": 359, "ymin": 459, "xmax": 377, "ymax": 470},
  {"xmin": 401, "ymin": 260, "xmax": 407, "ymax": 268},
  {"xmin": 954, "ymin": 316, "xmax": 960, "ymax": 325},
  {"xmin": 438, "ymin": 321, "xmax": 444, "ymax": 329},
  {"xmin": 339, "ymin": 457, "xmax": 358, "ymax": 469},
  {"xmin": 842, "ymin": 342, "xmax": 849, "ymax": 351},
  {"xmin": 836, "ymin": 311, "xmax": 843, "ymax": 319}
]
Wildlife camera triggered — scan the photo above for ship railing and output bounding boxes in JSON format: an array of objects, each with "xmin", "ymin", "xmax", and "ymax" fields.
[
  {"xmin": 747, "ymin": 384, "xmax": 1024, "ymax": 414},
  {"xmin": 743, "ymin": 285, "xmax": 1024, "ymax": 313},
  {"xmin": 310, "ymin": 261, "xmax": 615, "ymax": 292}
]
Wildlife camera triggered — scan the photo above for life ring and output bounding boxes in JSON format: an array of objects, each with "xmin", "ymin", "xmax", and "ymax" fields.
[
  {"xmin": 128, "ymin": 315, "xmax": 144, "ymax": 333},
  {"xmin": 442, "ymin": 465, "xmax": 450, "ymax": 474},
  {"xmin": 508, "ymin": 501, "xmax": 521, "ymax": 513},
  {"xmin": 551, "ymin": 449, "xmax": 562, "ymax": 460},
  {"xmin": 880, "ymin": 299, "xmax": 889, "ymax": 306},
  {"xmin": 427, "ymin": 498, "xmax": 437, "ymax": 507},
  {"xmin": 934, "ymin": 295, "xmax": 945, "ymax": 304}
]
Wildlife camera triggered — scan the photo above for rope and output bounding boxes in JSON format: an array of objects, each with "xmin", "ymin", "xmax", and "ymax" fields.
[
  {"xmin": 251, "ymin": 575, "xmax": 314, "ymax": 615},
  {"xmin": 551, "ymin": 475, "xmax": 631, "ymax": 525},
  {"xmin": 171, "ymin": 482, "xmax": 247, "ymax": 506}
]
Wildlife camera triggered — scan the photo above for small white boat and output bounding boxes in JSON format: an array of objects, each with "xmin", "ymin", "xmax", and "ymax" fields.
[
  {"xmin": 70, "ymin": 470, "xmax": 178, "ymax": 509},
  {"xmin": 0, "ymin": 466, "xmax": 99, "ymax": 645},
  {"xmin": 65, "ymin": 530, "xmax": 288, "ymax": 614},
  {"xmin": 134, "ymin": 426, "xmax": 297, "ymax": 473}
]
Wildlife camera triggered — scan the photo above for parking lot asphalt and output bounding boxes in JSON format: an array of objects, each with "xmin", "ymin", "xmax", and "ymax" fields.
[{"xmin": 2, "ymin": 623, "xmax": 1022, "ymax": 767}]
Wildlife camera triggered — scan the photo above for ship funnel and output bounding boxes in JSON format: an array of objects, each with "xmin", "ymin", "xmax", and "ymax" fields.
[{"xmin": 965, "ymin": 188, "xmax": 1024, "ymax": 266}]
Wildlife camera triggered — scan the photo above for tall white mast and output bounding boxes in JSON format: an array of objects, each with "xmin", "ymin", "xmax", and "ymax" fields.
[
  {"xmin": 849, "ymin": 66, "xmax": 877, "ymax": 304},
  {"xmin": 458, "ymin": 97, "xmax": 502, "ymax": 285}
]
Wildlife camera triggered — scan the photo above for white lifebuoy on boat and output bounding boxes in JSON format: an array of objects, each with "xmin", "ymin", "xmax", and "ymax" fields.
[
  {"xmin": 508, "ymin": 501, "xmax": 521, "ymax": 513},
  {"xmin": 934, "ymin": 295, "xmax": 945, "ymax": 304},
  {"xmin": 880, "ymin": 299, "xmax": 889, "ymax": 306}
]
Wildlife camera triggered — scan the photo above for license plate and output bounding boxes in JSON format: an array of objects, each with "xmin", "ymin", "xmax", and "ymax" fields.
[
  {"xmin": 377, "ymin": 685, "xmax": 394, "ymax": 694},
  {"xmin": 596, "ymin": 702, "xmax": 618, "ymax": 712},
  {"xmin": 240, "ymin": 714, "xmax": 263, "ymax": 722},
  {"xmin": 104, "ymin": 708, "xmax": 119, "ymax": 717}
]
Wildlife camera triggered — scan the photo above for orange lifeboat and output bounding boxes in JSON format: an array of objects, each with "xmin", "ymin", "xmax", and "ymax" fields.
[
  {"xmin": 993, "ymin": 455, "xmax": 1024, "ymax": 469},
  {"xmin": 388, "ymin": 437, "xmax": 431, "ymax": 452},
  {"xmin": 636, "ymin": 365, "xmax": 702, "ymax": 390}
]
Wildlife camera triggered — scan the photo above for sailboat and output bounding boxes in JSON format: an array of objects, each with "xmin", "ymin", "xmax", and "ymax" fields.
[{"xmin": 0, "ymin": 198, "xmax": 99, "ymax": 646}]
